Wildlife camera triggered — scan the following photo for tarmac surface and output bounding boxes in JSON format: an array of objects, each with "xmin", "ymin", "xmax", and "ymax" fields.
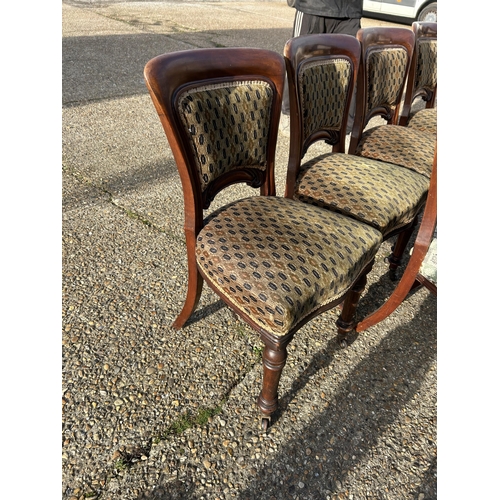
[{"xmin": 62, "ymin": 2, "xmax": 437, "ymax": 499}]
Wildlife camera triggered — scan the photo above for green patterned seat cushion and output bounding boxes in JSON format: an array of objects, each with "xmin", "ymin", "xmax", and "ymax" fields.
[
  {"xmin": 354, "ymin": 125, "xmax": 435, "ymax": 178},
  {"xmin": 177, "ymin": 81, "xmax": 273, "ymax": 192},
  {"xmin": 408, "ymin": 107, "xmax": 437, "ymax": 134},
  {"xmin": 294, "ymin": 153, "xmax": 429, "ymax": 235},
  {"xmin": 196, "ymin": 196, "xmax": 382, "ymax": 337}
]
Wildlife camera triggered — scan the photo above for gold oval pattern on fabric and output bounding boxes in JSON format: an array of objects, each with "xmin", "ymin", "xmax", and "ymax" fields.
[
  {"xmin": 294, "ymin": 153, "xmax": 429, "ymax": 234},
  {"xmin": 414, "ymin": 39, "xmax": 437, "ymax": 91},
  {"xmin": 299, "ymin": 58, "xmax": 351, "ymax": 142},
  {"xmin": 407, "ymin": 108, "xmax": 437, "ymax": 134},
  {"xmin": 196, "ymin": 196, "xmax": 382, "ymax": 337},
  {"xmin": 177, "ymin": 81, "xmax": 273, "ymax": 191},
  {"xmin": 366, "ymin": 48, "xmax": 407, "ymax": 114},
  {"xmin": 355, "ymin": 125, "xmax": 435, "ymax": 178}
]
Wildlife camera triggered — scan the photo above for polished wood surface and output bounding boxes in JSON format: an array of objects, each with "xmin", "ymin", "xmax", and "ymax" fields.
[{"xmin": 356, "ymin": 147, "xmax": 437, "ymax": 332}]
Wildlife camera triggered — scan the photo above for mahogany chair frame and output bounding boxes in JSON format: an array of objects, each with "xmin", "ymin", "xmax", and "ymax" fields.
[
  {"xmin": 356, "ymin": 148, "xmax": 437, "ymax": 332},
  {"xmin": 144, "ymin": 47, "xmax": 382, "ymax": 429},
  {"xmin": 283, "ymin": 32, "xmax": 425, "ymax": 286},
  {"xmin": 346, "ymin": 26, "xmax": 435, "ymax": 280},
  {"xmin": 399, "ymin": 22, "xmax": 437, "ymax": 127}
]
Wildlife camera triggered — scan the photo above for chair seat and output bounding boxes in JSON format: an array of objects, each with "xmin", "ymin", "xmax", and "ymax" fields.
[
  {"xmin": 354, "ymin": 124, "xmax": 435, "ymax": 178},
  {"xmin": 196, "ymin": 196, "xmax": 383, "ymax": 337},
  {"xmin": 293, "ymin": 153, "xmax": 429, "ymax": 235},
  {"xmin": 407, "ymin": 107, "xmax": 437, "ymax": 134}
]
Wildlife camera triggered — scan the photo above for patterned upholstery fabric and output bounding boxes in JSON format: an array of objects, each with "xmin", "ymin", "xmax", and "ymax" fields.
[
  {"xmin": 299, "ymin": 58, "xmax": 351, "ymax": 141},
  {"xmin": 408, "ymin": 107, "xmax": 437, "ymax": 134},
  {"xmin": 177, "ymin": 81, "xmax": 273, "ymax": 191},
  {"xmin": 294, "ymin": 153, "xmax": 429, "ymax": 235},
  {"xmin": 366, "ymin": 48, "xmax": 408, "ymax": 116},
  {"xmin": 414, "ymin": 40, "xmax": 437, "ymax": 93},
  {"xmin": 355, "ymin": 125, "xmax": 435, "ymax": 178},
  {"xmin": 196, "ymin": 196, "xmax": 382, "ymax": 337}
]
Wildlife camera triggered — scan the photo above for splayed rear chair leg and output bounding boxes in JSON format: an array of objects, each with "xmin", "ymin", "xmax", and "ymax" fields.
[{"xmin": 172, "ymin": 267, "xmax": 203, "ymax": 330}]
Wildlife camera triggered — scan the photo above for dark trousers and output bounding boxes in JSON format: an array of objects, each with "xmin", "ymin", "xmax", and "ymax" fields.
[{"xmin": 293, "ymin": 12, "xmax": 360, "ymax": 37}]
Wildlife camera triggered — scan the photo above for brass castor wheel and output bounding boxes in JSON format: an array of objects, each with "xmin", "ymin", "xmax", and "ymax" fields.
[{"xmin": 261, "ymin": 416, "xmax": 271, "ymax": 431}]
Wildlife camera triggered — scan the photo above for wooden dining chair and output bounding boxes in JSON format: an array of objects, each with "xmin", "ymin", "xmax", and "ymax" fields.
[
  {"xmin": 356, "ymin": 147, "xmax": 437, "ymax": 333},
  {"xmin": 398, "ymin": 22, "xmax": 437, "ymax": 133},
  {"xmin": 144, "ymin": 47, "xmax": 383, "ymax": 429},
  {"xmin": 349, "ymin": 27, "xmax": 436, "ymax": 181},
  {"xmin": 283, "ymin": 33, "xmax": 431, "ymax": 285}
]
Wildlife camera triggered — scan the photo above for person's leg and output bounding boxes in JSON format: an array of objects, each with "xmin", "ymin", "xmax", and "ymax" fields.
[
  {"xmin": 292, "ymin": 9, "xmax": 305, "ymax": 36},
  {"xmin": 323, "ymin": 17, "xmax": 360, "ymax": 37},
  {"xmin": 282, "ymin": 11, "xmax": 322, "ymax": 115}
]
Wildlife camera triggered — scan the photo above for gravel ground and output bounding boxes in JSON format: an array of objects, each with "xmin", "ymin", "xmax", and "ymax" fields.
[{"xmin": 61, "ymin": 2, "xmax": 437, "ymax": 499}]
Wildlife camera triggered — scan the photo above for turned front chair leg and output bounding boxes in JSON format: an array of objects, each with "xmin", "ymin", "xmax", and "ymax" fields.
[
  {"xmin": 257, "ymin": 338, "xmax": 288, "ymax": 430},
  {"xmin": 388, "ymin": 218, "xmax": 418, "ymax": 281},
  {"xmin": 336, "ymin": 262, "xmax": 373, "ymax": 345}
]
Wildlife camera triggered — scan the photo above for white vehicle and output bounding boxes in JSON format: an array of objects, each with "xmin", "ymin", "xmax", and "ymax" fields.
[{"xmin": 363, "ymin": 0, "xmax": 437, "ymax": 24}]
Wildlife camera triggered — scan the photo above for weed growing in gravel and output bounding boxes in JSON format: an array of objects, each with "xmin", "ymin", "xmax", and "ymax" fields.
[
  {"xmin": 154, "ymin": 400, "xmax": 227, "ymax": 444},
  {"xmin": 114, "ymin": 457, "xmax": 128, "ymax": 471},
  {"xmin": 252, "ymin": 345, "xmax": 263, "ymax": 359}
]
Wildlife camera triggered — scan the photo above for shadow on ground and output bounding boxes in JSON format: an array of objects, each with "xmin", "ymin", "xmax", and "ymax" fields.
[
  {"xmin": 63, "ymin": 28, "xmax": 292, "ymax": 105},
  {"xmin": 137, "ymin": 293, "xmax": 437, "ymax": 499}
]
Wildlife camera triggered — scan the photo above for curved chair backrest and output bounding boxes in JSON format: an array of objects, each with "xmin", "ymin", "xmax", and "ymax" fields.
[
  {"xmin": 399, "ymin": 22, "xmax": 437, "ymax": 126},
  {"xmin": 284, "ymin": 33, "xmax": 361, "ymax": 157},
  {"xmin": 350, "ymin": 26, "xmax": 415, "ymax": 148},
  {"xmin": 144, "ymin": 48, "xmax": 285, "ymax": 232}
]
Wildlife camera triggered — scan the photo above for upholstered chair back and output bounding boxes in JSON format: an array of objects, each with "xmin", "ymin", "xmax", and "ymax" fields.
[
  {"xmin": 413, "ymin": 38, "xmax": 437, "ymax": 96},
  {"xmin": 176, "ymin": 81, "xmax": 273, "ymax": 193},
  {"xmin": 284, "ymin": 33, "xmax": 361, "ymax": 161},
  {"xmin": 144, "ymin": 48, "xmax": 283, "ymax": 216},
  {"xmin": 399, "ymin": 22, "xmax": 437, "ymax": 132},
  {"xmin": 350, "ymin": 27, "xmax": 415, "ymax": 135},
  {"xmin": 298, "ymin": 58, "xmax": 352, "ymax": 146},
  {"xmin": 365, "ymin": 47, "xmax": 408, "ymax": 120}
]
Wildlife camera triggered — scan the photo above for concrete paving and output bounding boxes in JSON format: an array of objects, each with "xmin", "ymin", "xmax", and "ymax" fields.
[{"xmin": 62, "ymin": 2, "xmax": 436, "ymax": 499}]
